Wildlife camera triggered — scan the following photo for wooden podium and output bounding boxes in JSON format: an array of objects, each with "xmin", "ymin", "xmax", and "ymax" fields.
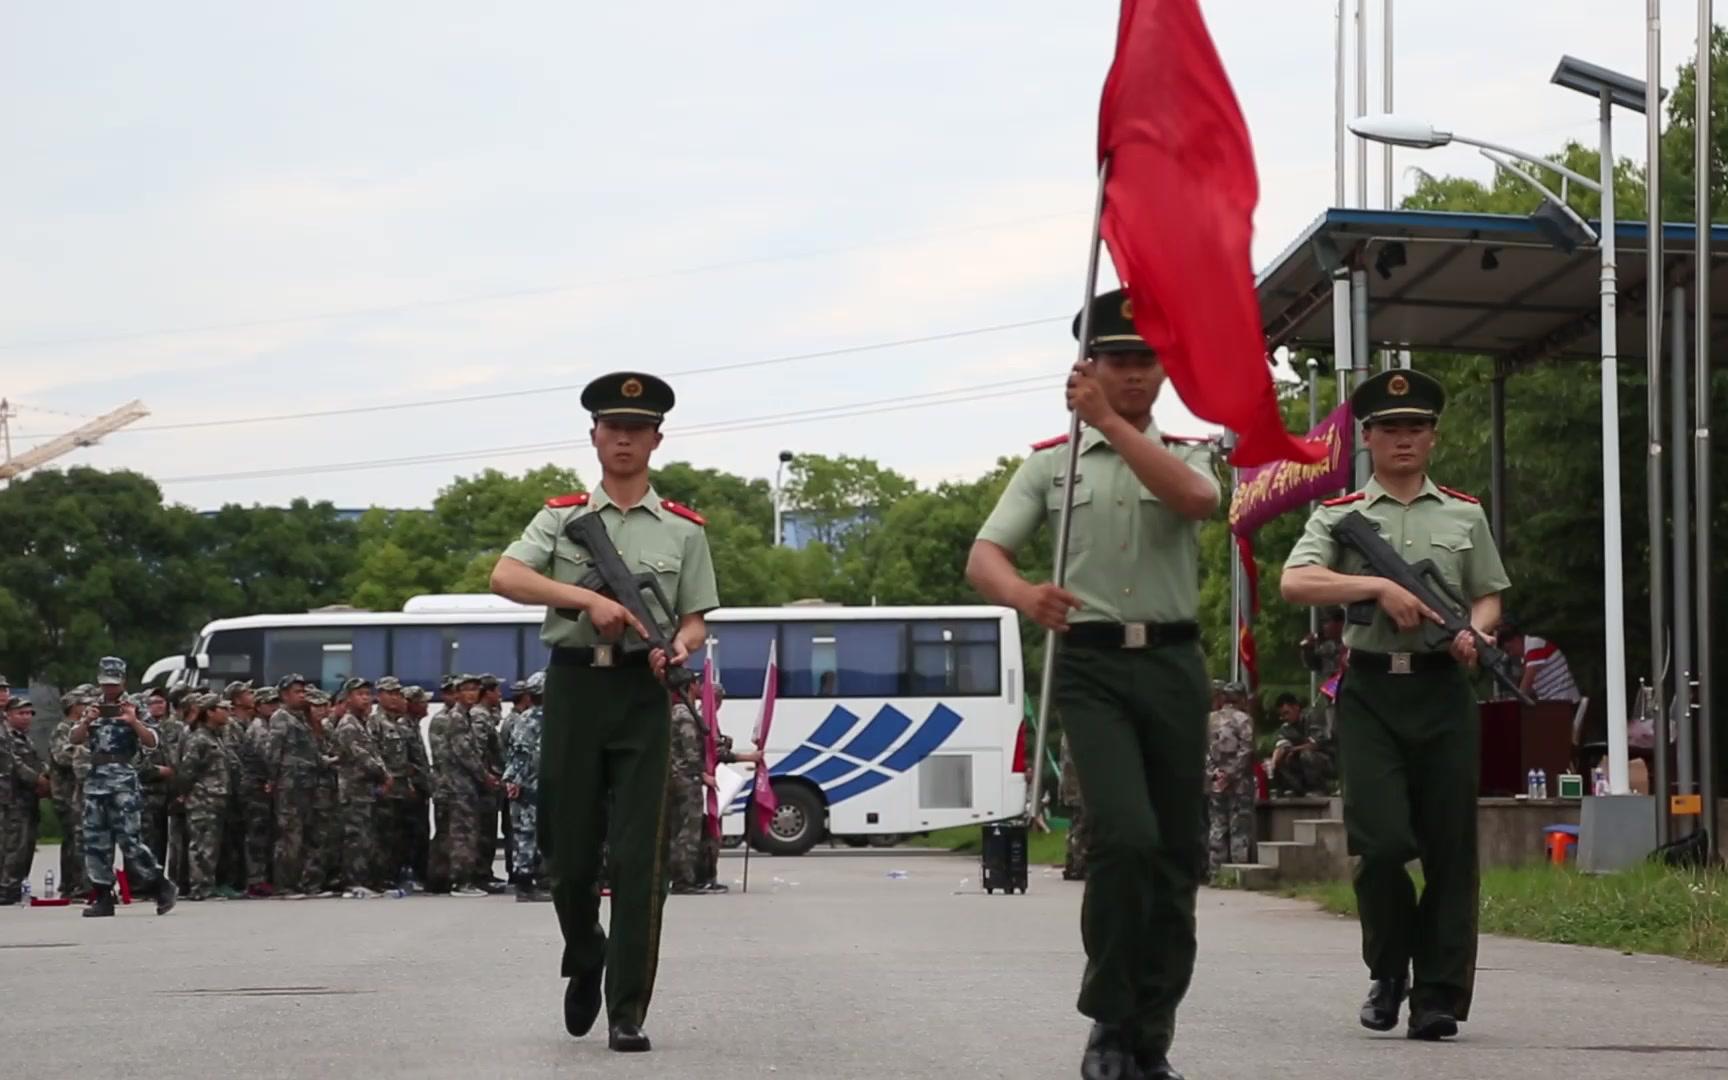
[{"xmin": 1479, "ymin": 700, "xmax": 1578, "ymax": 796}]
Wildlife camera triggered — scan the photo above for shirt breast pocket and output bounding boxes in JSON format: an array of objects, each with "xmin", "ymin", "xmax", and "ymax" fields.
[
  {"xmin": 637, "ymin": 549, "xmax": 684, "ymax": 616},
  {"xmin": 1427, "ymin": 526, "xmax": 1474, "ymax": 588},
  {"xmin": 1045, "ymin": 483, "xmax": 1094, "ymax": 553}
]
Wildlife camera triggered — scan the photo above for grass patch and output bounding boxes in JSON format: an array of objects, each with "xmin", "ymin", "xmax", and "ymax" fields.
[
  {"xmin": 915, "ymin": 824, "xmax": 1069, "ymax": 867},
  {"xmin": 1284, "ymin": 863, "xmax": 1728, "ymax": 965}
]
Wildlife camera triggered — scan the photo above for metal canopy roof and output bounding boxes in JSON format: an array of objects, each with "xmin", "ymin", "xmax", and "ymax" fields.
[{"xmin": 1256, "ymin": 208, "xmax": 1728, "ymax": 368}]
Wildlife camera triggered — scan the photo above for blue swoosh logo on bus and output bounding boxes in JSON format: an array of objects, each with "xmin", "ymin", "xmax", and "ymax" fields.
[{"xmin": 730, "ymin": 703, "xmax": 963, "ymax": 809}]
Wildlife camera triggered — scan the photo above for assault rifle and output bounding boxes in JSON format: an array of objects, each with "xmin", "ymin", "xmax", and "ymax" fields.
[
  {"xmin": 1332, "ymin": 510, "xmax": 1533, "ymax": 706},
  {"xmin": 558, "ymin": 512, "xmax": 698, "ymax": 703}
]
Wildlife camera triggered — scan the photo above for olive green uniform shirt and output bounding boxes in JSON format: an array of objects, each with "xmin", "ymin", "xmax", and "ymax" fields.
[
  {"xmin": 502, "ymin": 484, "xmax": 720, "ymax": 648},
  {"xmin": 1283, "ymin": 474, "xmax": 1511, "ymax": 654},
  {"xmin": 975, "ymin": 420, "xmax": 1219, "ymax": 623}
]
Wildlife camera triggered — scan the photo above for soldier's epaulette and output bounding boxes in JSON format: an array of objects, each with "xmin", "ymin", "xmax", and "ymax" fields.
[
  {"xmin": 1437, "ymin": 485, "xmax": 1479, "ymax": 504},
  {"xmin": 1322, "ymin": 492, "xmax": 1366, "ymax": 507},
  {"xmin": 545, "ymin": 492, "xmax": 589, "ymax": 509},
  {"xmin": 1030, "ymin": 433, "xmax": 1070, "ymax": 451},
  {"xmin": 662, "ymin": 499, "xmax": 706, "ymax": 526}
]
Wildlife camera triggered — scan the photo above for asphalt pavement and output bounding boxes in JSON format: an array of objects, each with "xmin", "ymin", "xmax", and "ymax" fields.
[{"xmin": 4, "ymin": 845, "xmax": 1725, "ymax": 1079}]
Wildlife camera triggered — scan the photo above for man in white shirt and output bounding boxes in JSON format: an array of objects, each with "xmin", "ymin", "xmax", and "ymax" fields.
[{"xmin": 1496, "ymin": 619, "xmax": 1580, "ymax": 703}]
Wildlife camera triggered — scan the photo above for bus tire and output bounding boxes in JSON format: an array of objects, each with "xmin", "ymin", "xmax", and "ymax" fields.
[{"xmin": 756, "ymin": 782, "xmax": 824, "ymax": 857}]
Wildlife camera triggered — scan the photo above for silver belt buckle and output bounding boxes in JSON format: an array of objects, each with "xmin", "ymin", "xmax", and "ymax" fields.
[
  {"xmin": 592, "ymin": 644, "xmax": 616, "ymax": 668},
  {"xmin": 1389, "ymin": 652, "xmax": 1412, "ymax": 675},
  {"xmin": 1122, "ymin": 623, "xmax": 1149, "ymax": 649}
]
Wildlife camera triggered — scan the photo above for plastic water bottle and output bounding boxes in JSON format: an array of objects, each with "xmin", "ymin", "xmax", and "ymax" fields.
[
  {"xmin": 1592, "ymin": 768, "xmax": 1608, "ymax": 796},
  {"xmin": 1537, "ymin": 769, "xmax": 1548, "ymax": 800},
  {"xmin": 1526, "ymin": 769, "xmax": 1538, "ymax": 798},
  {"xmin": 20, "ymin": 880, "xmax": 30, "ymax": 904},
  {"xmin": 44, "ymin": 869, "xmax": 55, "ymax": 901}
]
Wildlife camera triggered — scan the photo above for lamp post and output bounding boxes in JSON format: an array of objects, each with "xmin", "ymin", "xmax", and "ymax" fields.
[
  {"xmin": 1349, "ymin": 56, "xmax": 1650, "ymax": 797},
  {"xmin": 773, "ymin": 450, "xmax": 794, "ymax": 548}
]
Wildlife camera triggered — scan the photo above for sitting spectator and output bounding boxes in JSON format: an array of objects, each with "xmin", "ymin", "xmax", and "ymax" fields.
[
  {"xmin": 1495, "ymin": 617, "xmax": 1581, "ymax": 703},
  {"xmin": 1269, "ymin": 693, "xmax": 1335, "ymax": 796}
]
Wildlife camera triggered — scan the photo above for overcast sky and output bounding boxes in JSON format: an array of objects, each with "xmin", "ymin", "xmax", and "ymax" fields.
[{"xmin": 0, "ymin": 2, "xmax": 1705, "ymax": 510}]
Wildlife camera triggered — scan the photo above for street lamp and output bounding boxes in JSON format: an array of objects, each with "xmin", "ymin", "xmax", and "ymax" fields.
[
  {"xmin": 1349, "ymin": 56, "xmax": 1649, "ymax": 799},
  {"xmin": 773, "ymin": 450, "xmax": 794, "ymax": 548}
]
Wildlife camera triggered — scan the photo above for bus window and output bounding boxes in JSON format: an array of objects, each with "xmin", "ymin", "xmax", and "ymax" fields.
[
  {"xmin": 781, "ymin": 621, "xmax": 902, "ymax": 698},
  {"xmin": 707, "ymin": 622, "xmax": 775, "ymax": 699},
  {"xmin": 392, "ymin": 627, "xmax": 452, "ymax": 691},
  {"xmin": 453, "ymin": 625, "xmax": 518, "ymax": 683},
  {"xmin": 909, "ymin": 620, "xmax": 1001, "ymax": 696},
  {"xmin": 521, "ymin": 628, "xmax": 552, "ymax": 680},
  {"xmin": 263, "ymin": 627, "xmax": 387, "ymax": 692},
  {"xmin": 203, "ymin": 628, "xmax": 263, "ymax": 688}
]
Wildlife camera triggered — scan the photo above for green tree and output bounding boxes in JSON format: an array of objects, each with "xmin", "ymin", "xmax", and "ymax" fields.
[{"xmin": 781, "ymin": 454, "xmax": 916, "ymax": 549}]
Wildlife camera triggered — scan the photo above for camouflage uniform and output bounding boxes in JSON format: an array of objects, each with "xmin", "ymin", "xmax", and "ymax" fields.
[
  {"xmin": 216, "ymin": 718, "xmax": 249, "ymax": 891},
  {"xmin": 1, "ymin": 709, "xmax": 47, "ymax": 902},
  {"xmin": 500, "ymin": 694, "xmax": 545, "ymax": 885},
  {"xmin": 310, "ymin": 704, "xmax": 343, "ymax": 893},
  {"xmin": 429, "ymin": 697, "xmax": 492, "ymax": 891},
  {"xmin": 160, "ymin": 707, "xmax": 193, "ymax": 891},
  {"xmin": 471, "ymin": 692, "xmax": 505, "ymax": 880},
  {"xmin": 133, "ymin": 708, "xmax": 176, "ymax": 892},
  {"xmin": 1205, "ymin": 703, "xmax": 1257, "ymax": 875},
  {"xmin": 1058, "ymin": 732, "xmax": 1088, "ymax": 881},
  {"xmin": 266, "ymin": 693, "xmax": 325, "ymax": 894},
  {"xmin": 82, "ymin": 706, "xmax": 168, "ymax": 895},
  {"xmin": 667, "ymin": 701, "xmax": 707, "ymax": 889},
  {"xmin": 49, "ymin": 698, "xmax": 91, "ymax": 896},
  {"xmin": 333, "ymin": 698, "xmax": 390, "ymax": 891},
  {"xmin": 370, "ymin": 683, "xmax": 427, "ymax": 887},
  {"xmin": 177, "ymin": 715, "xmax": 234, "ymax": 899},
  {"xmin": 238, "ymin": 709, "xmax": 275, "ymax": 889},
  {"xmin": 1273, "ymin": 712, "xmax": 1336, "ymax": 796}
]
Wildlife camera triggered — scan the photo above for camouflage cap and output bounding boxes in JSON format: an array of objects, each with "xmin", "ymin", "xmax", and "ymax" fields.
[
  {"xmin": 510, "ymin": 678, "xmax": 531, "ymax": 697},
  {"xmin": 340, "ymin": 676, "xmax": 374, "ymax": 694},
  {"xmin": 1219, "ymin": 681, "xmax": 1249, "ymax": 699},
  {"xmin": 478, "ymin": 673, "xmax": 501, "ymax": 689},
  {"xmin": 276, "ymin": 673, "xmax": 308, "ymax": 691},
  {"xmin": 167, "ymin": 686, "xmax": 192, "ymax": 706},
  {"xmin": 73, "ymin": 683, "xmax": 96, "ymax": 697},
  {"xmin": 223, "ymin": 680, "xmax": 254, "ymax": 698},
  {"xmin": 0, "ymin": 674, "xmax": 9, "ymax": 689},
  {"xmin": 375, "ymin": 676, "xmax": 404, "ymax": 693},
  {"xmin": 255, "ymin": 686, "xmax": 280, "ymax": 706},
  {"xmin": 59, "ymin": 690, "xmax": 87, "ymax": 708},
  {"xmin": 5, "ymin": 695, "xmax": 32, "ymax": 712},
  {"xmin": 146, "ymin": 686, "xmax": 169, "ymax": 700},
  {"xmin": 305, "ymin": 689, "xmax": 331, "ymax": 706},
  {"xmin": 455, "ymin": 673, "xmax": 482, "ymax": 688},
  {"xmin": 194, "ymin": 692, "xmax": 221, "ymax": 710},
  {"xmin": 439, "ymin": 675, "xmax": 457, "ymax": 692},
  {"xmin": 525, "ymin": 671, "xmax": 546, "ymax": 695},
  {"xmin": 402, "ymin": 685, "xmax": 429, "ymax": 704},
  {"xmin": 97, "ymin": 655, "xmax": 127, "ymax": 686}
]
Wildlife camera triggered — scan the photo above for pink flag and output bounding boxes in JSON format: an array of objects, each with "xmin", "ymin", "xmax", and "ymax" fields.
[
  {"xmin": 700, "ymin": 658, "xmax": 721, "ymax": 839},
  {"xmin": 751, "ymin": 641, "xmax": 780, "ymax": 834}
]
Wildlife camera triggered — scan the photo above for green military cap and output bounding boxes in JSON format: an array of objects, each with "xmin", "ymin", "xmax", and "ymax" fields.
[
  {"xmin": 59, "ymin": 690, "xmax": 86, "ymax": 708},
  {"xmin": 193, "ymin": 692, "xmax": 220, "ymax": 710},
  {"xmin": 403, "ymin": 685, "xmax": 429, "ymax": 703},
  {"xmin": 0, "ymin": 674, "xmax": 9, "ymax": 689},
  {"xmin": 167, "ymin": 686, "xmax": 192, "ymax": 706},
  {"xmin": 440, "ymin": 675, "xmax": 457, "ymax": 692},
  {"xmin": 340, "ymin": 676, "xmax": 373, "ymax": 694},
  {"xmin": 277, "ymin": 673, "xmax": 308, "ymax": 691},
  {"xmin": 478, "ymin": 673, "xmax": 500, "ymax": 689},
  {"xmin": 223, "ymin": 680, "xmax": 254, "ymax": 697},
  {"xmin": 455, "ymin": 673, "xmax": 483, "ymax": 688},
  {"xmin": 375, "ymin": 676, "xmax": 403, "ymax": 693},
  {"xmin": 581, "ymin": 371, "xmax": 674, "ymax": 424},
  {"xmin": 1072, "ymin": 287, "xmax": 1151, "ymax": 356},
  {"xmin": 6, "ymin": 695, "xmax": 32, "ymax": 712},
  {"xmin": 256, "ymin": 686, "xmax": 279, "ymax": 705},
  {"xmin": 1350, "ymin": 368, "xmax": 1445, "ymax": 426},
  {"xmin": 305, "ymin": 688, "xmax": 331, "ymax": 705}
]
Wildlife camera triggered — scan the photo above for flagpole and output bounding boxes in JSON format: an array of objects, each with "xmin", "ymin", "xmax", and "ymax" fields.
[{"xmin": 1029, "ymin": 157, "xmax": 1111, "ymax": 830}]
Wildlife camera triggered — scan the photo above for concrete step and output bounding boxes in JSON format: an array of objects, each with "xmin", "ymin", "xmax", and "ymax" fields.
[
  {"xmin": 1292, "ymin": 818, "xmax": 1346, "ymax": 849},
  {"xmin": 1257, "ymin": 841, "xmax": 1327, "ymax": 880},
  {"xmin": 1217, "ymin": 863, "xmax": 1278, "ymax": 891}
]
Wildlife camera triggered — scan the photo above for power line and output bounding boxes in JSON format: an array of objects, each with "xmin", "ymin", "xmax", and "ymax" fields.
[
  {"xmin": 13, "ymin": 316, "xmax": 1065, "ymax": 440},
  {"xmin": 0, "ymin": 210, "xmax": 1084, "ymax": 354},
  {"xmin": 155, "ymin": 376, "xmax": 1064, "ymax": 486}
]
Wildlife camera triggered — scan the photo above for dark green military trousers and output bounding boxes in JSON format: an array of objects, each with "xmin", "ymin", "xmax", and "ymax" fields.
[
  {"xmin": 1056, "ymin": 641, "xmax": 1208, "ymax": 1059},
  {"xmin": 541, "ymin": 656, "xmax": 672, "ymax": 1029},
  {"xmin": 1337, "ymin": 663, "xmax": 1479, "ymax": 1020}
]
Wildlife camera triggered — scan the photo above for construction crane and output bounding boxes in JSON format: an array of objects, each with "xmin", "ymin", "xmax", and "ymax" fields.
[{"xmin": 0, "ymin": 399, "xmax": 150, "ymax": 481}]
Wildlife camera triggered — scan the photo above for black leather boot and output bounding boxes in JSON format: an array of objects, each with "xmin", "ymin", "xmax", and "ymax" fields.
[{"xmin": 1359, "ymin": 976, "xmax": 1408, "ymax": 1031}]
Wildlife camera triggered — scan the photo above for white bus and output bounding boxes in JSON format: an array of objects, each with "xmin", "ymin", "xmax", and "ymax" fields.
[{"xmin": 143, "ymin": 597, "xmax": 1029, "ymax": 856}]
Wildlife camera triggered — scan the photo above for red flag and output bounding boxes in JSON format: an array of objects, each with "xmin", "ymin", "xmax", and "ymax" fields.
[
  {"xmin": 1235, "ymin": 533, "xmax": 1261, "ymax": 689},
  {"xmin": 1097, "ymin": 0, "xmax": 1325, "ymax": 468},
  {"xmin": 751, "ymin": 642, "xmax": 780, "ymax": 835}
]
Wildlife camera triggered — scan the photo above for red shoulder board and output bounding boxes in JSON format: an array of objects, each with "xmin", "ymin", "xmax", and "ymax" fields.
[
  {"xmin": 661, "ymin": 499, "xmax": 706, "ymax": 526},
  {"xmin": 1030, "ymin": 433, "xmax": 1070, "ymax": 451},
  {"xmin": 545, "ymin": 492, "xmax": 589, "ymax": 509},
  {"xmin": 1437, "ymin": 485, "xmax": 1480, "ymax": 504},
  {"xmin": 1322, "ymin": 492, "xmax": 1366, "ymax": 507}
]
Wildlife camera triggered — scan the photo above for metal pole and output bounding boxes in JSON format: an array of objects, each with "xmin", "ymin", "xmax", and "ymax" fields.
[
  {"xmin": 1307, "ymin": 358, "xmax": 1321, "ymax": 705},
  {"xmin": 1336, "ymin": 0, "xmax": 1348, "ymax": 205},
  {"xmin": 1230, "ymin": 443, "xmax": 1243, "ymax": 685},
  {"xmin": 1490, "ymin": 362, "xmax": 1508, "ymax": 544},
  {"xmin": 1647, "ymin": 0, "xmax": 1670, "ymax": 843},
  {"xmin": 1355, "ymin": 0, "xmax": 1368, "ymax": 208},
  {"xmin": 1351, "ymin": 267, "xmax": 1372, "ymax": 485},
  {"xmin": 1696, "ymin": 0, "xmax": 1718, "ymax": 852},
  {"xmin": 773, "ymin": 460, "xmax": 786, "ymax": 548},
  {"xmin": 1672, "ymin": 285, "xmax": 1695, "ymax": 833},
  {"xmin": 1028, "ymin": 159, "xmax": 1110, "ymax": 826},
  {"xmin": 1599, "ymin": 89, "xmax": 1632, "ymax": 795},
  {"xmin": 1382, "ymin": 0, "xmax": 1394, "ymax": 209}
]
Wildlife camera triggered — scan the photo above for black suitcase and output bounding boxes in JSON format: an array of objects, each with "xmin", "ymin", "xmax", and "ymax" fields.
[{"xmin": 980, "ymin": 822, "xmax": 1029, "ymax": 895}]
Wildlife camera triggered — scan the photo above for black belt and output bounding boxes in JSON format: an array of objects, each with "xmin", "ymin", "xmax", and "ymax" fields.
[
  {"xmin": 1064, "ymin": 621, "xmax": 1199, "ymax": 650},
  {"xmin": 1349, "ymin": 650, "xmax": 1456, "ymax": 674},
  {"xmin": 551, "ymin": 645, "xmax": 654, "ymax": 670}
]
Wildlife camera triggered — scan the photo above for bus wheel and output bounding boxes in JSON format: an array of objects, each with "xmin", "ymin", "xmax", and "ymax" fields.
[{"xmin": 755, "ymin": 782, "xmax": 824, "ymax": 857}]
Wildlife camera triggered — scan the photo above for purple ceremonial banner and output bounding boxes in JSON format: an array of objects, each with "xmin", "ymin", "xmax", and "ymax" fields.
[{"xmin": 1227, "ymin": 403, "xmax": 1353, "ymax": 537}]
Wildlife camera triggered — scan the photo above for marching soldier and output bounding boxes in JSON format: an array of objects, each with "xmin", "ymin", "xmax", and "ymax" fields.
[
  {"xmin": 491, "ymin": 371, "xmax": 719, "ymax": 1054},
  {"xmin": 70, "ymin": 657, "xmax": 177, "ymax": 917},
  {"xmin": 1280, "ymin": 368, "xmax": 1509, "ymax": 1042},
  {"xmin": 1, "ymin": 696, "xmax": 49, "ymax": 905},
  {"xmin": 966, "ymin": 290, "xmax": 1219, "ymax": 1080}
]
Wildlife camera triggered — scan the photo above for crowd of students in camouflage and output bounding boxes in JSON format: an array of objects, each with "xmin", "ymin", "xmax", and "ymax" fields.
[{"xmin": 2, "ymin": 659, "xmax": 752, "ymax": 909}]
